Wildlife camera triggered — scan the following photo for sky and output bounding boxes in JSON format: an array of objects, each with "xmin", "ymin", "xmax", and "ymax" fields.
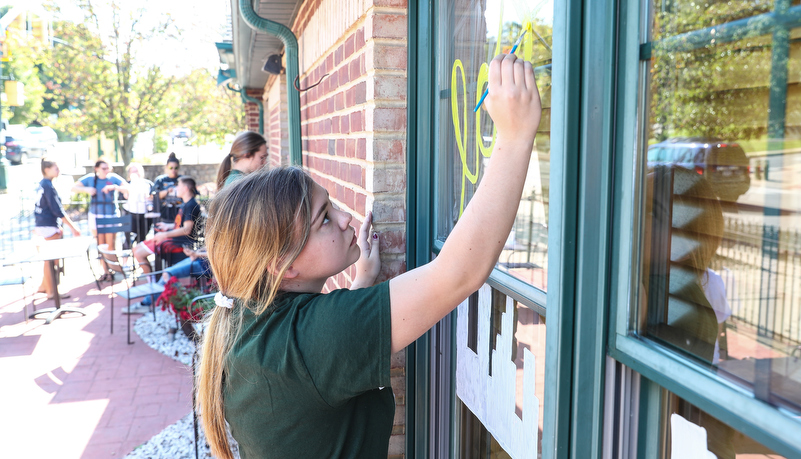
[{"xmin": 34, "ymin": 0, "xmax": 230, "ymax": 75}]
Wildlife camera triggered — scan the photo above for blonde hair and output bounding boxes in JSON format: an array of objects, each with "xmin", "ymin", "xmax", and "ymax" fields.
[
  {"xmin": 127, "ymin": 162, "xmax": 144, "ymax": 179},
  {"xmin": 216, "ymin": 131, "xmax": 267, "ymax": 190},
  {"xmin": 197, "ymin": 166, "xmax": 315, "ymax": 459}
]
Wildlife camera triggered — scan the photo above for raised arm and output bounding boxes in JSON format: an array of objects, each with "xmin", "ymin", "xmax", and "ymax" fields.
[{"xmin": 388, "ymin": 53, "xmax": 541, "ymax": 353}]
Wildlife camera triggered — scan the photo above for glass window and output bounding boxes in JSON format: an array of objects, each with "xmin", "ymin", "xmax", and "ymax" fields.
[
  {"xmin": 637, "ymin": 0, "xmax": 801, "ymax": 414},
  {"xmin": 435, "ymin": 0, "xmax": 553, "ymax": 292},
  {"xmin": 660, "ymin": 390, "xmax": 786, "ymax": 458},
  {"xmin": 456, "ymin": 288, "xmax": 546, "ymax": 458}
]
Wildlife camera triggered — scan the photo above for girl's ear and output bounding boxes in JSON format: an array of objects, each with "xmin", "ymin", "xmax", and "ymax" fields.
[{"xmin": 283, "ymin": 265, "xmax": 299, "ymax": 279}]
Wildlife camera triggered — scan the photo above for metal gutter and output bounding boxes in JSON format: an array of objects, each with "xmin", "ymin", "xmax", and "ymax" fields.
[{"xmin": 238, "ymin": 0, "xmax": 302, "ymax": 166}]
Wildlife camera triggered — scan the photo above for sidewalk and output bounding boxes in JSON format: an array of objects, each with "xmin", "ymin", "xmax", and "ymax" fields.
[{"xmin": 0, "ymin": 258, "xmax": 193, "ymax": 458}]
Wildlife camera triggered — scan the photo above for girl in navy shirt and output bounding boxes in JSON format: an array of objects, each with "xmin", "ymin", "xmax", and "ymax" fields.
[{"xmin": 35, "ymin": 158, "xmax": 81, "ymax": 298}]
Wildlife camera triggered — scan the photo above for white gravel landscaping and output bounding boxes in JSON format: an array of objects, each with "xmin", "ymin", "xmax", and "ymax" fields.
[{"xmin": 126, "ymin": 307, "xmax": 239, "ymax": 459}]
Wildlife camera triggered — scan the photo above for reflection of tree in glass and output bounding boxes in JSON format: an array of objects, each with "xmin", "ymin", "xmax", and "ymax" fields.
[{"xmin": 648, "ymin": 0, "xmax": 776, "ymax": 142}]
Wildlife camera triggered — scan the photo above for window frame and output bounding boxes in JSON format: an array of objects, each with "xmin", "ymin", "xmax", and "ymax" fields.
[{"xmin": 607, "ymin": 0, "xmax": 801, "ymax": 455}]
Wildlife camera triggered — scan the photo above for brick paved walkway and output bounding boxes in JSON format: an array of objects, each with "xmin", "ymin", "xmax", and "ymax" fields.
[{"xmin": 0, "ymin": 258, "xmax": 193, "ymax": 458}]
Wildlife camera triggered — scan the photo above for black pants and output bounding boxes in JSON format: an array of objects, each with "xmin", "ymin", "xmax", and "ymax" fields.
[{"xmin": 123, "ymin": 210, "xmax": 152, "ymax": 249}]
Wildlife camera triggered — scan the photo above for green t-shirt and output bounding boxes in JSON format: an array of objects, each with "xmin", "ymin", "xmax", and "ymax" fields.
[
  {"xmin": 224, "ymin": 169, "xmax": 245, "ymax": 188},
  {"xmin": 224, "ymin": 282, "xmax": 394, "ymax": 458}
]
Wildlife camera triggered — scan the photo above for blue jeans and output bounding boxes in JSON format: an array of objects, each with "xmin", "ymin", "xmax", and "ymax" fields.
[
  {"xmin": 142, "ymin": 258, "xmax": 211, "ymax": 305},
  {"xmin": 165, "ymin": 257, "xmax": 211, "ymax": 279}
]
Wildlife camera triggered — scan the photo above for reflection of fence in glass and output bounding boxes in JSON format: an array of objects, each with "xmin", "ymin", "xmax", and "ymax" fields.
[
  {"xmin": 712, "ymin": 218, "xmax": 801, "ymax": 345},
  {"xmin": 498, "ymin": 191, "xmax": 548, "ymax": 289}
]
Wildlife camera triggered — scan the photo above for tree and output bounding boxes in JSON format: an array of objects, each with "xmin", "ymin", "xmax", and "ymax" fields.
[
  {"xmin": 649, "ymin": 0, "xmax": 774, "ymax": 142},
  {"xmin": 44, "ymin": 0, "xmax": 179, "ymax": 166},
  {"xmin": 2, "ymin": 34, "xmax": 47, "ymax": 126},
  {"xmin": 169, "ymin": 69, "xmax": 244, "ymax": 145}
]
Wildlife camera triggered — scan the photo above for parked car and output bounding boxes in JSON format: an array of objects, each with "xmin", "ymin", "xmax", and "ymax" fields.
[
  {"xmin": 4, "ymin": 131, "xmax": 33, "ymax": 165},
  {"xmin": 647, "ymin": 137, "xmax": 751, "ymax": 202},
  {"xmin": 170, "ymin": 127, "xmax": 192, "ymax": 144},
  {"xmin": 25, "ymin": 126, "xmax": 58, "ymax": 156}
]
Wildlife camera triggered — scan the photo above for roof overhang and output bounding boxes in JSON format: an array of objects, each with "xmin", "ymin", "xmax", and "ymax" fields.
[{"xmin": 225, "ymin": 0, "xmax": 303, "ymax": 90}]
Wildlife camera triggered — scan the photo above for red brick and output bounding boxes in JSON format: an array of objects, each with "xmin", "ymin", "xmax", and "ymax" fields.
[
  {"xmin": 327, "ymin": 70, "xmax": 339, "ymax": 90},
  {"xmin": 345, "ymin": 187, "xmax": 355, "ymax": 209},
  {"xmin": 375, "ymin": 76, "xmax": 407, "ymax": 100},
  {"xmin": 341, "ymin": 113, "xmax": 350, "ymax": 133},
  {"xmin": 335, "ymin": 45, "xmax": 344, "ymax": 66},
  {"xmin": 338, "ymin": 65, "xmax": 350, "ymax": 85},
  {"xmin": 356, "ymin": 138, "xmax": 367, "ymax": 159},
  {"xmin": 344, "ymin": 34, "xmax": 356, "ymax": 59},
  {"xmin": 346, "ymin": 139, "xmax": 356, "ymax": 158},
  {"xmin": 373, "ymin": 46, "xmax": 406, "ymax": 70},
  {"xmin": 355, "ymin": 28, "xmax": 365, "ymax": 50},
  {"xmin": 349, "ymin": 164, "xmax": 363, "ymax": 187},
  {"xmin": 353, "ymin": 81, "xmax": 366, "ymax": 105},
  {"xmin": 355, "ymin": 192, "xmax": 366, "ymax": 214},
  {"xmin": 336, "ymin": 184, "xmax": 345, "ymax": 202},
  {"xmin": 371, "ymin": 13, "xmax": 407, "ymax": 39},
  {"xmin": 374, "ymin": 139, "xmax": 405, "ymax": 162},
  {"xmin": 374, "ymin": 0, "xmax": 408, "ymax": 6},
  {"xmin": 351, "ymin": 110, "xmax": 364, "ymax": 131},
  {"xmin": 349, "ymin": 58, "xmax": 361, "ymax": 79},
  {"xmin": 360, "ymin": 54, "xmax": 366, "ymax": 75},
  {"xmin": 373, "ymin": 107, "xmax": 407, "ymax": 131},
  {"xmin": 336, "ymin": 139, "xmax": 346, "ymax": 157},
  {"xmin": 336, "ymin": 92, "xmax": 345, "ymax": 111},
  {"xmin": 380, "ymin": 229, "xmax": 406, "ymax": 253}
]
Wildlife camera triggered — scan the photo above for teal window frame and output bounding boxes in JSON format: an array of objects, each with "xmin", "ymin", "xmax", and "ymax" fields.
[
  {"xmin": 607, "ymin": 0, "xmax": 801, "ymax": 456},
  {"xmin": 407, "ymin": 0, "xmax": 619, "ymax": 457}
]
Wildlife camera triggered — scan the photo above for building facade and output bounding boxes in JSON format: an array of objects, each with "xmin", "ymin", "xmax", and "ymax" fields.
[{"xmin": 224, "ymin": 0, "xmax": 801, "ymax": 457}]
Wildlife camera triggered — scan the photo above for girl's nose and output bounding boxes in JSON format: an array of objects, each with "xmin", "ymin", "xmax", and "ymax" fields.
[{"xmin": 340, "ymin": 210, "xmax": 353, "ymax": 229}]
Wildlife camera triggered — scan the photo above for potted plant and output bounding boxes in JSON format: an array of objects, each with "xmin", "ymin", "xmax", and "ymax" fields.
[{"xmin": 155, "ymin": 276, "xmax": 212, "ymax": 340}]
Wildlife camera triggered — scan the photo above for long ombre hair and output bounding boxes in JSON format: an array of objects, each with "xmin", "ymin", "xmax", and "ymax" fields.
[
  {"xmin": 197, "ymin": 166, "xmax": 315, "ymax": 459},
  {"xmin": 216, "ymin": 131, "xmax": 267, "ymax": 190}
]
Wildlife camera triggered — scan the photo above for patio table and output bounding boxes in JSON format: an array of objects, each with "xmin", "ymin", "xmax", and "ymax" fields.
[{"xmin": 28, "ymin": 236, "xmax": 94, "ymax": 324}]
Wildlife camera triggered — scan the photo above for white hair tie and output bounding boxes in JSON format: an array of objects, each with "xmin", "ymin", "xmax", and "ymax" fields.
[{"xmin": 214, "ymin": 292, "xmax": 234, "ymax": 309}]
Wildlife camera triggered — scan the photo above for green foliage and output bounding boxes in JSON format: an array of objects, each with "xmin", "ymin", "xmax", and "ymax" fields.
[
  {"xmin": 43, "ymin": 3, "xmax": 179, "ymax": 166},
  {"xmin": 648, "ymin": 0, "xmax": 775, "ymax": 142},
  {"xmin": 2, "ymin": 37, "xmax": 47, "ymax": 125},
  {"xmin": 168, "ymin": 69, "xmax": 244, "ymax": 145}
]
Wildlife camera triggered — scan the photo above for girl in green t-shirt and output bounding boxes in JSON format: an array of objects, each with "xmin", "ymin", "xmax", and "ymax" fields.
[
  {"xmin": 198, "ymin": 53, "xmax": 542, "ymax": 458},
  {"xmin": 215, "ymin": 131, "xmax": 268, "ymax": 190}
]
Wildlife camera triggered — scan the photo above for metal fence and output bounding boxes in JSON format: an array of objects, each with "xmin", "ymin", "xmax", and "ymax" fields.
[{"xmin": 713, "ymin": 218, "xmax": 801, "ymax": 345}]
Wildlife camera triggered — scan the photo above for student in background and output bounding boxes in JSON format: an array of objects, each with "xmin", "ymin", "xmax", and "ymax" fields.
[
  {"xmin": 72, "ymin": 158, "xmax": 127, "ymax": 279},
  {"xmin": 35, "ymin": 158, "xmax": 81, "ymax": 298},
  {"xmin": 122, "ymin": 162, "xmax": 153, "ymax": 248},
  {"xmin": 215, "ymin": 131, "xmax": 267, "ymax": 190},
  {"xmin": 133, "ymin": 176, "xmax": 202, "ymax": 275},
  {"xmin": 152, "ymin": 153, "xmax": 183, "ymax": 223}
]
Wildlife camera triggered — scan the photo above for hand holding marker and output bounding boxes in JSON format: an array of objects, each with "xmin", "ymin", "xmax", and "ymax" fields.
[{"xmin": 473, "ymin": 30, "xmax": 528, "ymax": 113}]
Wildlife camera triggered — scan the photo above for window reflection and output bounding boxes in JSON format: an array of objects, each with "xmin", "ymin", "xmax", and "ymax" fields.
[
  {"xmin": 663, "ymin": 392, "xmax": 785, "ymax": 458},
  {"xmin": 436, "ymin": 0, "xmax": 552, "ymax": 291},
  {"xmin": 640, "ymin": 0, "xmax": 801, "ymax": 414}
]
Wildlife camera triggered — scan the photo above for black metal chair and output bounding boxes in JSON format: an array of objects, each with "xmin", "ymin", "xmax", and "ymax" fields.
[
  {"xmin": 91, "ymin": 215, "xmax": 137, "ymax": 287},
  {"xmin": 97, "ymin": 244, "xmax": 167, "ymax": 345}
]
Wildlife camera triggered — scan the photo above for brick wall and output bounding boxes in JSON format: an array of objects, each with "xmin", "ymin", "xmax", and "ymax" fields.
[
  {"xmin": 263, "ymin": 0, "xmax": 409, "ymax": 456},
  {"xmin": 266, "ymin": 74, "xmax": 289, "ymax": 167},
  {"xmin": 244, "ymin": 88, "xmax": 264, "ymax": 134}
]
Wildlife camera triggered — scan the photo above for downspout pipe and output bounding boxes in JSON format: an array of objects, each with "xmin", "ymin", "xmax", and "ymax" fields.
[
  {"xmin": 239, "ymin": 0, "xmax": 302, "ymax": 166},
  {"xmin": 227, "ymin": 84, "xmax": 265, "ymax": 136}
]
